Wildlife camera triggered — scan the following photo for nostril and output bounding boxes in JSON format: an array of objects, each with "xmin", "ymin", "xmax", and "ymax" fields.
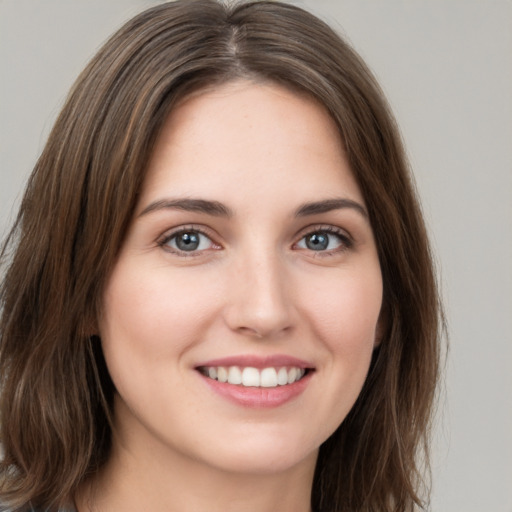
[{"xmin": 237, "ymin": 326, "xmax": 264, "ymax": 338}]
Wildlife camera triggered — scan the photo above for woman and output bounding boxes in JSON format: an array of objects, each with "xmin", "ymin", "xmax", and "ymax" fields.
[{"xmin": 0, "ymin": 1, "xmax": 442, "ymax": 511}]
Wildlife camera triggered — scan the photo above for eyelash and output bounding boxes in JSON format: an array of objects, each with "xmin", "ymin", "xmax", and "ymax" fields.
[
  {"xmin": 157, "ymin": 224, "xmax": 353, "ymax": 257},
  {"xmin": 294, "ymin": 225, "xmax": 353, "ymax": 255},
  {"xmin": 158, "ymin": 225, "xmax": 219, "ymax": 257}
]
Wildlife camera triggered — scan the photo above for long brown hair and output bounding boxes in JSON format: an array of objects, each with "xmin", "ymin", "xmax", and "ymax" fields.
[{"xmin": 0, "ymin": 1, "xmax": 443, "ymax": 510}]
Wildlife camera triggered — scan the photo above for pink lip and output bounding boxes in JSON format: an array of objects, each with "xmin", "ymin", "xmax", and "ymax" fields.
[
  {"xmin": 194, "ymin": 354, "xmax": 315, "ymax": 408},
  {"xmin": 195, "ymin": 354, "xmax": 313, "ymax": 370},
  {"xmin": 199, "ymin": 371, "xmax": 312, "ymax": 408}
]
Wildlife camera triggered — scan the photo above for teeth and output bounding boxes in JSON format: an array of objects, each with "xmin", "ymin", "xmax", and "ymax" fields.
[
  {"xmin": 260, "ymin": 368, "xmax": 277, "ymax": 387},
  {"xmin": 277, "ymin": 367, "xmax": 288, "ymax": 386},
  {"xmin": 228, "ymin": 366, "xmax": 242, "ymax": 385},
  {"xmin": 217, "ymin": 366, "xmax": 228, "ymax": 383},
  {"xmin": 242, "ymin": 367, "xmax": 260, "ymax": 387},
  {"xmin": 287, "ymin": 367, "xmax": 298, "ymax": 384},
  {"xmin": 201, "ymin": 365, "xmax": 307, "ymax": 388}
]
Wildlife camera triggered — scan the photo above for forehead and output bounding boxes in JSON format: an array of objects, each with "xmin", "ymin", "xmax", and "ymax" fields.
[{"xmin": 138, "ymin": 80, "xmax": 364, "ymax": 212}]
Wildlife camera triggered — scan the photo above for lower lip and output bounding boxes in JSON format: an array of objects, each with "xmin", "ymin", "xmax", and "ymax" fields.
[{"xmin": 199, "ymin": 372, "xmax": 312, "ymax": 408}]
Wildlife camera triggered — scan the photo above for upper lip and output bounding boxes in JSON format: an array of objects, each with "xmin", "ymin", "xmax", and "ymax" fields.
[{"xmin": 195, "ymin": 354, "xmax": 314, "ymax": 370}]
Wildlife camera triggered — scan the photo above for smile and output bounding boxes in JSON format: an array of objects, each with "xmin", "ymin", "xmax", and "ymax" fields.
[
  {"xmin": 198, "ymin": 366, "xmax": 307, "ymax": 388},
  {"xmin": 195, "ymin": 355, "xmax": 314, "ymax": 407}
]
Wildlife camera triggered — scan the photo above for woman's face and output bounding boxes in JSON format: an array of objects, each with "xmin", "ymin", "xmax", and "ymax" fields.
[{"xmin": 100, "ymin": 80, "xmax": 383, "ymax": 477}]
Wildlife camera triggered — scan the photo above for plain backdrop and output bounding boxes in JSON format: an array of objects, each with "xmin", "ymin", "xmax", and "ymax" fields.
[{"xmin": 1, "ymin": 1, "xmax": 511, "ymax": 511}]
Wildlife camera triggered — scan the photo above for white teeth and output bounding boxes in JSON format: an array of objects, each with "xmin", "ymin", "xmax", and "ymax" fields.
[
  {"xmin": 217, "ymin": 366, "xmax": 228, "ymax": 383},
  {"xmin": 260, "ymin": 367, "xmax": 278, "ymax": 387},
  {"xmin": 228, "ymin": 366, "xmax": 242, "ymax": 385},
  {"xmin": 277, "ymin": 367, "xmax": 288, "ymax": 386},
  {"xmin": 202, "ymin": 365, "xmax": 307, "ymax": 388},
  {"xmin": 287, "ymin": 367, "xmax": 298, "ymax": 384},
  {"xmin": 242, "ymin": 367, "xmax": 260, "ymax": 387}
]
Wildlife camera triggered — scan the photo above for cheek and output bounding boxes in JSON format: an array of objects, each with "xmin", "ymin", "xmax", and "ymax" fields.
[
  {"xmin": 98, "ymin": 262, "xmax": 225, "ymax": 406},
  {"xmin": 100, "ymin": 263, "xmax": 221, "ymax": 349},
  {"xmin": 304, "ymin": 269, "xmax": 383, "ymax": 352},
  {"xmin": 300, "ymin": 265, "xmax": 382, "ymax": 420}
]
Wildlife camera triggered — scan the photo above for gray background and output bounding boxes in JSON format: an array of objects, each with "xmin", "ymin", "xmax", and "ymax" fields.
[{"xmin": 1, "ymin": 1, "xmax": 511, "ymax": 510}]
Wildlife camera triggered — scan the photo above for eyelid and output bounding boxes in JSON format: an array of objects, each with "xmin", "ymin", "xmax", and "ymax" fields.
[
  {"xmin": 293, "ymin": 224, "xmax": 354, "ymax": 252},
  {"xmin": 157, "ymin": 224, "xmax": 222, "ymax": 256},
  {"xmin": 155, "ymin": 223, "xmax": 353, "ymax": 257}
]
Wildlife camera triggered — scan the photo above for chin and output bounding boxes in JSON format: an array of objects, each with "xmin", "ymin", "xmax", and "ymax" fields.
[{"xmin": 194, "ymin": 428, "xmax": 321, "ymax": 476}]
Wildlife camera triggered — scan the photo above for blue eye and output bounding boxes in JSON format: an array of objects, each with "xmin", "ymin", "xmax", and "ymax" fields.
[
  {"xmin": 163, "ymin": 230, "xmax": 214, "ymax": 253},
  {"xmin": 297, "ymin": 230, "xmax": 348, "ymax": 252}
]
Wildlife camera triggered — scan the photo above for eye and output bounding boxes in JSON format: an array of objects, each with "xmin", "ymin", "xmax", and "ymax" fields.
[
  {"xmin": 296, "ymin": 228, "xmax": 351, "ymax": 252},
  {"xmin": 160, "ymin": 229, "xmax": 217, "ymax": 254}
]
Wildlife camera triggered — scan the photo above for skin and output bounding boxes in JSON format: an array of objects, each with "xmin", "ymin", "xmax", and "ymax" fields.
[{"xmin": 79, "ymin": 80, "xmax": 383, "ymax": 512}]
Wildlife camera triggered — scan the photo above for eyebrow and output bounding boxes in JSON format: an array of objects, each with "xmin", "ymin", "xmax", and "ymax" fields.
[
  {"xmin": 295, "ymin": 198, "xmax": 368, "ymax": 219},
  {"xmin": 138, "ymin": 196, "xmax": 368, "ymax": 220},
  {"xmin": 139, "ymin": 198, "xmax": 233, "ymax": 218}
]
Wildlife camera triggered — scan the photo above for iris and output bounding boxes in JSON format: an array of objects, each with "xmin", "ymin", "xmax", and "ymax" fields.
[
  {"xmin": 305, "ymin": 232, "xmax": 330, "ymax": 251},
  {"xmin": 175, "ymin": 232, "xmax": 200, "ymax": 251}
]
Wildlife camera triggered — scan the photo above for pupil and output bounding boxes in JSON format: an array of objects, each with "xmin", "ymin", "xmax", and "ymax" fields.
[
  {"xmin": 176, "ymin": 232, "xmax": 200, "ymax": 251},
  {"xmin": 306, "ymin": 233, "xmax": 328, "ymax": 251}
]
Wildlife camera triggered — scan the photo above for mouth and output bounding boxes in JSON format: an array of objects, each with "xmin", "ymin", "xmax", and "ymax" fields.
[
  {"xmin": 197, "ymin": 365, "xmax": 311, "ymax": 388},
  {"xmin": 195, "ymin": 355, "xmax": 315, "ymax": 407}
]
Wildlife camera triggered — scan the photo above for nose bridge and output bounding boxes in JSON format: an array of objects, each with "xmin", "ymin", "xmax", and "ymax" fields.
[{"xmin": 225, "ymin": 241, "xmax": 293, "ymax": 338}]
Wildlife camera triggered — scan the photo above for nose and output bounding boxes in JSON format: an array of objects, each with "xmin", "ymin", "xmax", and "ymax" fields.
[{"xmin": 223, "ymin": 250, "xmax": 295, "ymax": 339}]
